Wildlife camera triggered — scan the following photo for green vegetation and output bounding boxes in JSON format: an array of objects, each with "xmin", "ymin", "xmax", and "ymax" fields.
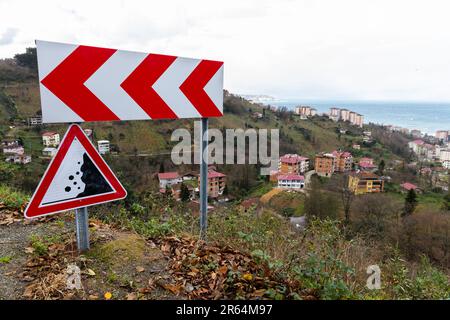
[
  {"xmin": 29, "ymin": 234, "xmax": 63, "ymax": 256},
  {"xmin": 0, "ymin": 255, "xmax": 12, "ymax": 264},
  {"xmin": 0, "ymin": 184, "xmax": 29, "ymax": 209},
  {"xmin": 0, "ymin": 51, "xmax": 449, "ymax": 300}
]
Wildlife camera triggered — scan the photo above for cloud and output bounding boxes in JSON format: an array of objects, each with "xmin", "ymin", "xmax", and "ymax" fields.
[
  {"xmin": 0, "ymin": 28, "xmax": 18, "ymax": 45},
  {"xmin": 1, "ymin": 0, "xmax": 450, "ymax": 101}
]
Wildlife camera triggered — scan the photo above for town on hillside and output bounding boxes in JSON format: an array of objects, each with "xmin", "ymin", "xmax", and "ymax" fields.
[{"xmin": 1, "ymin": 6, "xmax": 450, "ymax": 301}]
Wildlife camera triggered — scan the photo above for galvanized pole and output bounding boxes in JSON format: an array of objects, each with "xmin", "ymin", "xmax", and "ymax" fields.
[
  {"xmin": 75, "ymin": 207, "xmax": 90, "ymax": 252},
  {"xmin": 199, "ymin": 118, "xmax": 209, "ymax": 240}
]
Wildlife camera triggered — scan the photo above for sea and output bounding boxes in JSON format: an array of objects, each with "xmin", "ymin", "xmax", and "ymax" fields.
[{"xmin": 267, "ymin": 99, "xmax": 450, "ymax": 135}]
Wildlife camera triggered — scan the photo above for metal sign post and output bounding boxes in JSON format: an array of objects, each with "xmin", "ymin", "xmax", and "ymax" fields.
[
  {"xmin": 75, "ymin": 207, "xmax": 90, "ymax": 252},
  {"xmin": 199, "ymin": 118, "xmax": 208, "ymax": 240}
]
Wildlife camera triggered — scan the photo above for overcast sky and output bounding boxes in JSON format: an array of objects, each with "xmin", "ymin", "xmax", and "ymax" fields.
[{"xmin": 1, "ymin": 0, "xmax": 450, "ymax": 102}]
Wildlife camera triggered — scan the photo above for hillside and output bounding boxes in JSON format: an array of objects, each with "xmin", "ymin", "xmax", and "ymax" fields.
[
  {"xmin": 1, "ymin": 186, "xmax": 449, "ymax": 300},
  {"xmin": 0, "ymin": 52, "xmax": 405, "ymax": 197},
  {"xmin": 1, "ymin": 48, "xmax": 450, "ymax": 300}
]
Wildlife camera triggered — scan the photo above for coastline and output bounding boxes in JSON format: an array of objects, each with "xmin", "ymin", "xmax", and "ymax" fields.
[{"xmin": 263, "ymin": 99, "xmax": 450, "ymax": 135}]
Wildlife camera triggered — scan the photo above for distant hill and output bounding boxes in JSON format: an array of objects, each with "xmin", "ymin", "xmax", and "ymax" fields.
[{"xmin": 0, "ymin": 47, "xmax": 407, "ymax": 197}]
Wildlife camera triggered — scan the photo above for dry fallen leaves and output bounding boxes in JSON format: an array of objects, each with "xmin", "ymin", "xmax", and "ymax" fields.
[
  {"xmin": 136, "ymin": 266, "xmax": 145, "ymax": 273},
  {"xmin": 152, "ymin": 236, "xmax": 300, "ymax": 300}
]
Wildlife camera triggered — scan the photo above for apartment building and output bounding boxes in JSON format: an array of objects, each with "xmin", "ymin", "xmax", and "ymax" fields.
[
  {"xmin": 435, "ymin": 130, "xmax": 449, "ymax": 142},
  {"xmin": 42, "ymin": 132, "xmax": 60, "ymax": 147},
  {"xmin": 331, "ymin": 151, "xmax": 353, "ymax": 172},
  {"xmin": 348, "ymin": 172, "xmax": 384, "ymax": 195},
  {"xmin": 198, "ymin": 169, "xmax": 227, "ymax": 198},
  {"xmin": 277, "ymin": 174, "xmax": 305, "ymax": 189},
  {"xmin": 279, "ymin": 154, "xmax": 310, "ymax": 174},
  {"xmin": 314, "ymin": 153, "xmax": 336, "ymax": 177},
  {"xmin": 294, "ymin": 106, "xmax": 317, "ymax": 117}
]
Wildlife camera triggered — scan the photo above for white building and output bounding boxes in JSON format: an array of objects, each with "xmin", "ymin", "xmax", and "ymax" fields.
[
  {"xmin": 277, "ymin": 174, "xmax": 305, "ymax": 189},
  {"xmin": 295, "ymin": 106, "xmax": 317, "ymax": 118},
  {"xmin": 158, "ymin": 172, "xmax": 182, "ymax": 189},
  {"xmin": 97, "ymin": 140, "xmax": 110, "ymax": 155},
  {"xmin": 5, "ymin": 154, "xmax": 31, "ymax": 164},
  {"xmin": 42, "ymin": 147, "xmax": 57, "ymax": 157},
  {"xmin": 42, "ymin": 132, "xmax": 60, "ymax": 147},
  {"xmin": 435, "ymin": 130, "xmax": 449, "ymax": 142},
  {"xmin": 439, "ymin": 149, "xmax": 450, "ymax": 167},
  {"xmin": 408, "ymin": 139, "xmax": 425, "ymax": 154},
  {"xmin": 3, "ymin": 144, "xmax": 24, "ymax": 155}
]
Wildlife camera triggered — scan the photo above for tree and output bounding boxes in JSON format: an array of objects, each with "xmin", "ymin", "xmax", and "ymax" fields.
[
  {"xmin": 352, "ymin": 194, "xmax": 401, "ymax": 239},
  {"xmin": 14, "ymin": 47, "xmax": 37, "ymax": 71},
  {"xmin": 443, "ymin": 179, "xmax": 450, "ymax": 211},
  {"xmin": 379, "ymin": 159, "xmax": 386, "ymax": 175},
  {"xmin": 180, "ymin": 183, "xmax": 190, "ymax": 202},
  {"xmin": 341, "ymin": 176, "xmax": 354, "ymax": 225},
  {"xmin": 403, "ymin": 189, "xmax": 418, "ymax": 217},
  {"xmin": 304, "ymin": 178, "xmax": 339, "ymax": 220}
]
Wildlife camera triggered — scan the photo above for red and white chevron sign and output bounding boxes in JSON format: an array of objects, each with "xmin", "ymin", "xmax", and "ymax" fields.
[{"xmin": 36, "ymin": 40, "xmax": 224, "ymax": 123}]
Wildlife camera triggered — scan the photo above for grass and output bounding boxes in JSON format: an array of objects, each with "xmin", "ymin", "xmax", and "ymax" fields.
[
  {"xmin": 268, "ymin": 190, "xmax": 305, "ymax": 216},
  {"xmin": 88, "ymin": 234, "xmax": 146, "ymax": 266},
  {"xmin": 248, "ymin": 181, "xmax": 275, "ymax": 197},
  {"xmin": 0, "ymin": 255, "xmax": 12, "ymax": 264},
  {"xmin": 0, "ymin": 184, "xmax": 29, "ymax": 209}
]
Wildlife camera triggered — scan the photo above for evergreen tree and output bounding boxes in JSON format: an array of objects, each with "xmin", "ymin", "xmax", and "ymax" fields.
[
  {"xmin": 402, "ymin": 189, "xmax": 418, "ymax": 217},
  {"xmin": 180, "ymin": 183, "xmax": 190, "ymax": 202},
  {"xmin": 379, "ymin": 159, "xmax": 386, "ymax": 175}
]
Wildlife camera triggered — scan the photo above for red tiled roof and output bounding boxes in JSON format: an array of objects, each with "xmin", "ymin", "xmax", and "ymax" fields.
[
  {"xmin": 208, "ymin": 170, "xmax": 226, "ymax": 178},
  {"xmin": 158, "ymin": 172, "xmax": 179, "ymax": 180},
  {"xmin": 42, "ymin": 132, "xmax": 58, "ymax": 136},
  {"xmin": 359, "ymin": 162, "xmax": 377, "ymax": 168},
  {"xmin": 401, "ymin": 182, "xmax": 418, "ymax": 191},
  {"xmin": 280, "ymin": 154, "xmax": 309, "ymax": 164},
  {"xmin": 332, "ymin": 150, "xmax": 352, "ymax": 158},
  {"xmin": 277, "ymin": 174, "xmax": 305, "ymax": 181}
]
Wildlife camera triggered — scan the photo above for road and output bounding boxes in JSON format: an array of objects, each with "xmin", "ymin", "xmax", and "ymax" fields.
[{"xmin": 304, "ymin": 170, "xmax": 315, "ymax": 187}]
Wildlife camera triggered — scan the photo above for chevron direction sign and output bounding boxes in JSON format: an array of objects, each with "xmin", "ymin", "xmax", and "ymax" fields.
[{"xmin": 36, "ymin": 40, "xmax": 224, "ymax": 123}]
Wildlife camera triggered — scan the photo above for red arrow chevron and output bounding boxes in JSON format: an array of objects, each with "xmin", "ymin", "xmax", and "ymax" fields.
[
  {"xmin": 121, "ymin": 54, "xmax": 178, "ymax": 119},
  {"xmin": 180, "ymin": 60, "xmax": 223, "ymax": 117},
  {"xmin": 41, "ymin": 45, "xmax": 120, "ymax": 121}
]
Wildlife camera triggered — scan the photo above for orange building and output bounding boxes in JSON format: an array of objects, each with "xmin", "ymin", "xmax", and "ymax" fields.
[
  {"xmin": 314, "ymin": 153, "xmax": 336, "ymax": 177},
  {"xmin": 331, "ymin": 151, "xmax": 353, "ymax": 172},
  {"xmin": 198, "ymin": 169, "xmax": 226, "ymax": 198},
  {"xmin": 279, "ymin": 154, "xmax": 310, "ymax": 174}
]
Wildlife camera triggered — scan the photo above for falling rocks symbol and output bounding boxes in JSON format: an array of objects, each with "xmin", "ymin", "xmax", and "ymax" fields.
[{"xmin": 76, "ymin": 153, "xmax": 113, "ymax": 198}]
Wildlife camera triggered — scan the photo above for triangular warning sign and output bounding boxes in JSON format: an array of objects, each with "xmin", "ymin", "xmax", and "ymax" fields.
[{"xmin": 25, "ymin": 124, "xmax": 127, "ymax": 219}]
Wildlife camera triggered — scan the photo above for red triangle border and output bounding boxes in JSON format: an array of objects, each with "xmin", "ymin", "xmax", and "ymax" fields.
[{"xmin": 24, "ymin": 124, "xmax": 127, "ymax": 219}]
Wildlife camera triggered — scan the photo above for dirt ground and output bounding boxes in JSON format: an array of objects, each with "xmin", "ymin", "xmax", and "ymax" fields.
[{"xmin": 0, "ymin": 212, "xmax": 175, "ymax": 300}]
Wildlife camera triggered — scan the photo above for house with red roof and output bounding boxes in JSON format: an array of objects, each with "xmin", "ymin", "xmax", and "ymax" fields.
[
  {"xmin": 408, "ymin": 139, "xmax": 425, "ymax": 154},
  {"xmin": 400, "ymin": 182, "xmax": 421, "ymax": 193},
  {"xmin": 359, "ymin": 157, "xmax": 377, "ymax": 172},
  {"xmin": 277, "ymin": 174, "xmax": 305, "ymax": 189},
  {"xmin": 158, "ymin": 172, "xmax": 182, "ymax": 189},
  {"xmin": 42, "ymin": 132, "xmax": 60, "ymax": 147},
  {"xmin": 332, "ymin": 150, "xmax": 353, "ymax": 172},
  {"xmin": 279, "ymin": 154, "xmax": 310, "ymax": 174},
  {"xmin": 197, "ymin": 169, "xmax": 227, "ymax": 198}
]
